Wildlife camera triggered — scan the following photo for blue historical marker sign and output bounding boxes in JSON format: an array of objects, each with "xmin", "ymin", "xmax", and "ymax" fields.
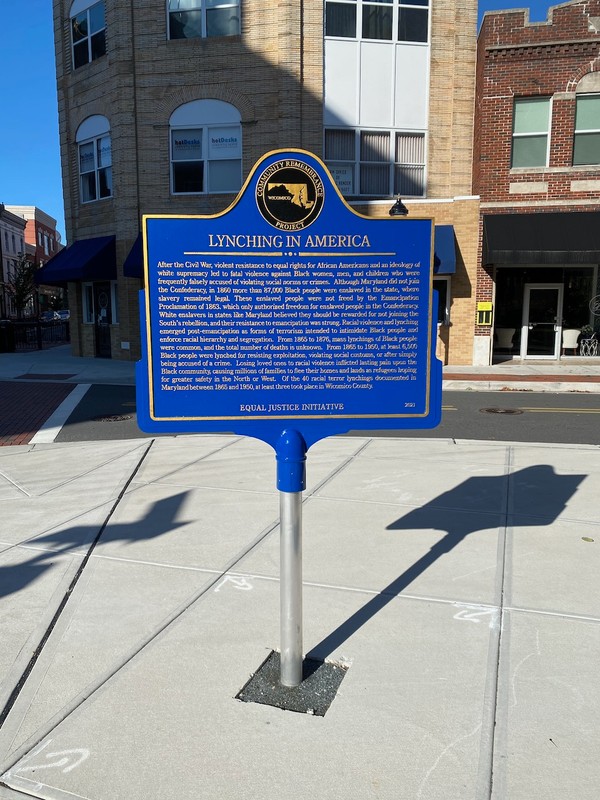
[{"xmin": 137, "ymin": 149, "xmax": 442, "ymax": 460}]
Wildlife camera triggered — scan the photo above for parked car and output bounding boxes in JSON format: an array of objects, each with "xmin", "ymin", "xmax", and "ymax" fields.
[
  {"xmin": 56, "ymin": 309, "xmax": 70, "ymax": 320},
  {"xmin": 40, "ymin": 311, "xmax": 59, "ymax": 322}
]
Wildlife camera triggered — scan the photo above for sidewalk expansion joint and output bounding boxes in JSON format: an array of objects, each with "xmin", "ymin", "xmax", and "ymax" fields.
[{"xmin": 0, "ymin": 440, "xmax": 155, "ymax": 733}]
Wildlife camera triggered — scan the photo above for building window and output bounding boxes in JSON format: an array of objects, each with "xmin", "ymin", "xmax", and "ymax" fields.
[
  {"xmin": 83, "ymin": 283, "xmax": 94, "ymax": 324},
  {"xmin": 71, "ymin": 1, "xmax": 106, "ymax": 69},
  {"xmin": 170, "ymin": 100, "xmax": 242, "ymax": 194},
  {"xmin": 325, "ymin": 0, "xmax": 429, "ymax": 44},
  {"xmin": 394, "ymin": 132, "xmax": 425, "ymax": 195},
  {"xmin": 511, "ymin": 97, "xmax": 550, "ymax": 168},
  {"xmin": 573, "ymin": 94, "xmax": 600, "ymax": 166},
  {"xmin": 168, "ymin": 0, "xmax": 240, "ymax": 40},
  {"xmin": 11, "ymin": 234, "xmax": 15, "ymax": 253},
  {"xmin": 76, "ymin": 116, "xmax": 112, "ymax": 203},
  {"xmin": 5, "ymin": 232, "xmax": 9, "ymax": 250},
  {"xmin": 325, "ymin": 128, "xmax": 425, "ymax": 197}
]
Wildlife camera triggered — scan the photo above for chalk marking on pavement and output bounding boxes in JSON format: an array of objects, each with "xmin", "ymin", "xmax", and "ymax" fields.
[
  {"xmin": 11, "ymin": 741, "xmax": 90, "ymax": 776},
  {"xmin": 30, "ymin": 384, "xmax": 92, "ymax": 444},
  {"xmin": 453, "ymin": 605, "xmax": 500, "ymax": 628},
  {"xmin": 214, "ymin": 575, "xmax": 254, "ymax": 592}
]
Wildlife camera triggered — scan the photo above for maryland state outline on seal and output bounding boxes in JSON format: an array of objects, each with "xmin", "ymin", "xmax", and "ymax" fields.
[{"xmin": 256, "ymin": 159, "xmax": 324, "ymax": 231}]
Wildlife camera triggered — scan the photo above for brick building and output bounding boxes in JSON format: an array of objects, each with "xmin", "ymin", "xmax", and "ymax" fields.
[
  {"xmin": 41, "ymin": 0, "xmax": 479, "ymax": 362},
  {"xmin": 5, "ymin": 206, "xmax": 62, "ymax": 268},
  {"xmin": 474, "ymin": 0, "xmax": 600, "ymax": 364},
  {"xmin": 4, "ymin": 206, "xmax": 65, "ymax": 314},
  {"xmin": 0, "ymin": 206, "xmax": 27, "ymax": 318}
]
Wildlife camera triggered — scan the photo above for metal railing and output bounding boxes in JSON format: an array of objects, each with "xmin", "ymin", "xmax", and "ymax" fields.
[{"xmin": 12, "ymin": 320, "xmax": 70, "ymax": 351}]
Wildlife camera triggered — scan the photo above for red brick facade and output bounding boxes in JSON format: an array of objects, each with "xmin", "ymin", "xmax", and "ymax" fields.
[
  {"xmin": 473, "ymin": 1, "xmax": 600, "ymax": 359},
  {"xmin": 475, "ymin": 1, "xmax": 600, "ymax": 201}
]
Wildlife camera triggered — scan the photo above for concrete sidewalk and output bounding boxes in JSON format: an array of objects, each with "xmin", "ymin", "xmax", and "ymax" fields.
[{"xmin": 1, "ymin": 434, "xmax": 599, "ymax": 799}]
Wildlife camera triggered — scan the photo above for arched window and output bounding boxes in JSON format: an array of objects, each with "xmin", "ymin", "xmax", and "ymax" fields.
[
  {"xmin": 70, "ymin": 0, "xmax": 106, "ymax": 69},
  {"xmin": 170, "ymin": 100, "xmax": 242, "ymax": 194},
  {"xmin": 76, "ymin": 116, "xmax": 112, "ymax": 203}
]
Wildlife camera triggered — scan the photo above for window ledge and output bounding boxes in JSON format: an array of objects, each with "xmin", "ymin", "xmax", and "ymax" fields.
[
  {"xmin": 510, "ymin": 165, "xmax": 600, "ymax": 175},
  {"xmin": 167, "ymin": 34, "xmax": 242, "ymax": 46}
]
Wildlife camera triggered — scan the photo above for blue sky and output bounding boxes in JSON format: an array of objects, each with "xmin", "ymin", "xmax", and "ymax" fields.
[{"xmin": 0, "ymin": 0, "xmax": 556, "ymax": 246}]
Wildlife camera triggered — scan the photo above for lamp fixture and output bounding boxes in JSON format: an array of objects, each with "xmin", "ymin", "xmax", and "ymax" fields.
[{"xmin": 388, "ymin": 196, "xmax": 409, "ymax": 216}]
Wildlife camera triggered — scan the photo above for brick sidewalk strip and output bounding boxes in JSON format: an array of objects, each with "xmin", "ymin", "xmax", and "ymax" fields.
[
  {"xmin": 445, "ymin": 372, "xmax": 600, "ymax": 383},
  {"xmin": 0, "ymin": 381, "xmax": 77, "ymax": 446}
]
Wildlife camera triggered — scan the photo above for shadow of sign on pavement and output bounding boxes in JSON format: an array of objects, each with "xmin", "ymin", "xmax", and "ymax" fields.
[{"xmin": 308, "ymin": 465, "xmax": 585, "ymax": 661}]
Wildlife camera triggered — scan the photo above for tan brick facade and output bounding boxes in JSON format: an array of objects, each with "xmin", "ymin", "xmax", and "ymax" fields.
[{"xmin": 53, "ymin": 0, "xmax": 479, "ymax": 363}]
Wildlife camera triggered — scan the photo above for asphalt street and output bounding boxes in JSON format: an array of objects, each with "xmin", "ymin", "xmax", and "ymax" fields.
[{"xmin": 54, "ymin": 384, "xmax": 600, "ymax": 445}]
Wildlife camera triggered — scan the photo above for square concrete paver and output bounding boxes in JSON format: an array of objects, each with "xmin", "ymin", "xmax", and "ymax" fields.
[{"xmin": 492, "ymin": 610, "xmax": 600, "ymax": 800}]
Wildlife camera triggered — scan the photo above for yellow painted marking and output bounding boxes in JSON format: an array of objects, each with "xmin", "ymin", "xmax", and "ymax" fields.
[{"xmin": 520, "ymin": 407, "xmax": 600, "ymax": 414}]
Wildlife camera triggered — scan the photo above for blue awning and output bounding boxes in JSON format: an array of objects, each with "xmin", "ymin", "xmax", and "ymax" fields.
[
  {"xmin": 433, "ymin": 225, "xmax": 456, "ymax": 274},
  {"xmin": 35, "ymin": 236, "xmax": 116, "ymax": 286},
  {"xmin": 124, "ymin": 234, "xmax": 143, "ymax": 278}
]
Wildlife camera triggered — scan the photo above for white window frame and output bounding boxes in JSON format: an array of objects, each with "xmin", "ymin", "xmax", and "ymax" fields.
[
  {"xmin": 324, "ymin": 0, "xmax": 429, "ymax": 45},
  {"xmin": 70, "ymin": 0, "xmax": 106, "ymax": 70},
  {"xmin": 433, "ymin": 277, "xmax": 451, "ymax": 325},
  {"xmin": 110, "ymin": 281, "xmax": 119, "ymax": 324},
  {"xmin": 167, "ymin": 0, "xmax": 240, "ymax": 40},
  {"xmin": 511, "ymin": 96, "xmax": 551, "ymax": 169},
  {"xmin": 325, "ymin": 127, "xmax": 426, "ymax": 197},
  {"xmin": 573, "ymin": 93, "xmax": 600, "ymax": 166},
  {"xmin": 170, "ymin": 100, "xmax": 242, "ymax": 195},
  {"xmin": 76, "ymin": 116, "xmax": 112, "ymax": 204},
  {"xmin": 82, "ymin": 282, "xmax": 95, "ymax": 324}
]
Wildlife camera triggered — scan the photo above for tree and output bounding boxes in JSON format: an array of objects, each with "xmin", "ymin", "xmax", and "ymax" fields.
[{"xmin": 6, "ymin": 255, "xmax": 38, "ymax": 319}]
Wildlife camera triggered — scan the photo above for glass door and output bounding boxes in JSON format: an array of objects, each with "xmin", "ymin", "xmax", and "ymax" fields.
[
  {"xmin": 521, "ymin": 284, "xmax": 563, "ymax": 359},
  {"xmin": 94, "ymin": 281, "xmax": 112, "ymax": 358}
]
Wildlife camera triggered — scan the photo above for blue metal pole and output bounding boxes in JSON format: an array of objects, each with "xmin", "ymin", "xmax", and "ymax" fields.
[{"xmin": 276, "ymin": 429, "xmax": 307, "ymax": 687}]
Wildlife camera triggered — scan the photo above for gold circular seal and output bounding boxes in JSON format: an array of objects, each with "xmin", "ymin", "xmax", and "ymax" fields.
[{"xmin": 256, "ymin": 159, "xmax": 324, "ymax": 231}]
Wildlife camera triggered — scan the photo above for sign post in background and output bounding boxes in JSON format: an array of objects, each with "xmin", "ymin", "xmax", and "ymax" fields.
[{"xmin": 137, "ymin": 150, "xmax": 442, "ymax": 686}]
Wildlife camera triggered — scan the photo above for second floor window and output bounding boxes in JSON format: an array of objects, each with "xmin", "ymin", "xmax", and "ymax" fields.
[
  {"xmin": 325, "ymin": 128, "xmax": 425, "ymax": 197},
  {"xmin": 573, "ymin": 94, "xmax": 600, "ymax": 166},
  {"xmin": 79, "ymin": 134, "xmax": 112, "ymax": 202},
  {"xmin": 77, "ymin": 116, "xmax": 112, "ymax": 203},
  {"xmin": 168, "ymin": 0, "xmax": 240, "ymax": 40},
  {"xmin": 511, "ymin": 97, "xmax": 550, "ymax": 168},
  {"xmin": 71, "ymin": 1, "xmax": 106, "ymax": 69},
  {"xmin": 170, "ymin": 100, "xmax": 242, "ymax": 194}
]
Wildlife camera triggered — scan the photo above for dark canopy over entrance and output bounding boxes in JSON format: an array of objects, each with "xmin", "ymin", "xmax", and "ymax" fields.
[
  {"xmin": 483, "ymin": 211, "xmax": 600, "ymax": 265},
  {"xmin": 35, "ymin": 236, "xmax": 117, "ymax": 286}
]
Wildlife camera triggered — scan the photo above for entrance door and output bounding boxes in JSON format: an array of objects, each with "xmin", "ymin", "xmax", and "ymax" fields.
[
  {"xmin": 521, "ymin": 284, "xmax": 563, "ymax": 359},
  {"xmin": 94, "ymin": 282, "xmax": 112, "ymax": 358}
]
